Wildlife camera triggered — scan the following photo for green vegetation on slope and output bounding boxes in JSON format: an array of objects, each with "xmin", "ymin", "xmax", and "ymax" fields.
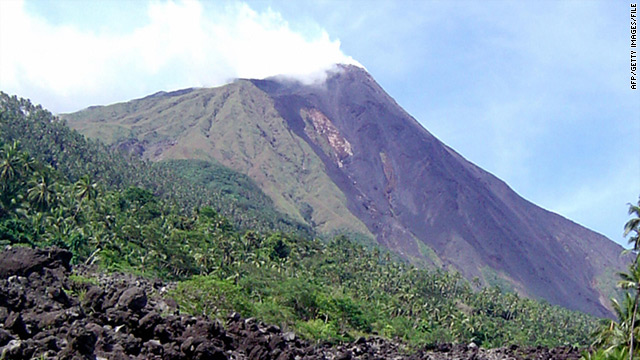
[
  {"xmin": 171, "ymin": 234, "xmax": 598, "ymax": 347},
  {"xmin": 61, "ymin": 82, "xmax": 374, "ymax": 239},
  {"xmin": 154, "ymin": 159, "xmax": 308, "ymax": 235},
  {"xmin": 0, "ymin": 92, "xmax": 312, "ymax": 236},
  {"xmin": 0, "ymin": 137, "xmax": 599, "ymax": 349},
  {"xmin": 0, "ymin": 93, "xmax": 602, "ymax": 349}
]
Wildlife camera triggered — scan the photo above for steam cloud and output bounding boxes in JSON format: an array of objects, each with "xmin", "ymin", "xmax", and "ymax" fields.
[{"xmin": 0, "ymin": 0, "xmax": 361, "ymax": 113}]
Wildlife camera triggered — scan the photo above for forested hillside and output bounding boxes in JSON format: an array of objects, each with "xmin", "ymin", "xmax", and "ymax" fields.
[
  {"xmin": 0, "ymin": 92, "xmax": 312, "ymax": 237},
  {"xmin": 0, "ymin": 92, "xmax": 603, "ymax": 349}
]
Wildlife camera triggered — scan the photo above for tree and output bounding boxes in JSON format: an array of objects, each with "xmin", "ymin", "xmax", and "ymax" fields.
[
  {"xmin": 27, "ymin": 171, "xmax": 57, "ymax": 212},
  {"xmin": 588, "ymin": 198, "xmax": 640, "ymax": 360},
  {"xmin": 0, "ymin": 141, "xmax": 20, "ymax": 185},
  {"xmin": 616, "ymin": 197, "xmax": 640, "ymax": 360},
  {"xmin": 74, "ymin": 174, "xmax": 99, "ymax": 202},
  {"xmin": 594, "ymin": 293, "xmax": 637, "ymax": 354},
  {"xmin": 18, "ymin": 151, "xmax": 36, "ymax": 175},
  {"xmin": 626, "ymin": 198, "xmax": 640, "ymax": 263},
  {"xmin": 618, "ymin": 265, "xmax": 640, "ymax": 359}
]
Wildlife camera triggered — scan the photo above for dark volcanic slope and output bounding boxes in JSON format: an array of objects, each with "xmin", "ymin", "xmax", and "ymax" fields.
[
  {"xmin": 251, "ymin": 65, "xmax": 627, "ymax": 317},
  {"xmin": 65, "ymin": 65, "xmax": 627, "ymax": 317}
]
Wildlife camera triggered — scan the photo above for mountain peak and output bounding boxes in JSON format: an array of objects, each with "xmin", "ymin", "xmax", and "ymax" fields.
[
  {"xmin": 64, "ymin": 68, "xmax": 628, "ymax": 317},
  {"xmin": 249, "ymin": 63, "xmax": 369, "ymax": 89}
]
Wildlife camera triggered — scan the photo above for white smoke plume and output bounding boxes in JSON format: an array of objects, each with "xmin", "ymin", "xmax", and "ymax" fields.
[{"xmin": 0, "ymin": 0, "xmax": 361, "ymax": 113}]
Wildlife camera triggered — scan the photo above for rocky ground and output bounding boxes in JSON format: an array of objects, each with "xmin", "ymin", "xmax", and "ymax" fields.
[{"xmin": 0, "ymin": 246, "xmax": 584, "ymax": 360}]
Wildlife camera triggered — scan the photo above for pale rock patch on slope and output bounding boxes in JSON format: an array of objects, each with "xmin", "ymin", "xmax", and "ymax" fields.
[{"xmin": 301, "ymin": 108, "xmax": 353, "ymax": 168}]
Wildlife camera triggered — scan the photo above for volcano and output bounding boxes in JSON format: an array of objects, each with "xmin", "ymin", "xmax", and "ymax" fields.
[{"xmin": 64, "ymin": 65, "xmax": 627, "ymax": 317}]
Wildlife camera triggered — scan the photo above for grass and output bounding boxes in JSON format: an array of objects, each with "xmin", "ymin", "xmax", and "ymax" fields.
[
  {"xmin": 62, "ymin": 81, "xmax": 373, "ymax": 239},
  {"xmin": 69, "ymin": 273, "xmax": 99, "ymax": 286}
]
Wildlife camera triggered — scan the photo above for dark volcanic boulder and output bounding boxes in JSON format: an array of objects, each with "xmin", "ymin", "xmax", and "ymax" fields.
[
  {"xmin": 117, "ymin": 287, "xmax": 147, "ymax": 312},
  {"xmin": 0, "ymin": 246, "xmax": 72, "ymax": 278}
]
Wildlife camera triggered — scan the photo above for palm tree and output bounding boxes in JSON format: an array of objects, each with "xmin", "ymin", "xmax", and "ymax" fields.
[
  {"xmin": 74, "ymin": 174, "xmax": 99, "ymax": 202},
  {"xmin": 0, "ymin": 141, "xmax": 20, "ymax": 186},
  {"xmin": 620, "ymin": 197, "xmax": 640, "ymax": 360},
  {"xmin": 593, "ymin": 293, "xmax": 636, "ymax": 354},
  {"xmin": 18, "ymin": 151, "xmax": 36, "ymax": 175},
  {"xmin": 27, "ymin": 171, "xmax": 57, "ymax": 212},
  {"xmin": 618, "ymin": 263, "xmax": 640, "ymax": 360},
  {"xmin": 626, "ymin": 198, "xmax": 640, "ymax": 263}
]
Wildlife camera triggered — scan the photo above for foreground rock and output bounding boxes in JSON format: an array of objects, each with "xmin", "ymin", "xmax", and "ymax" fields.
[{"xmin": 0, "ymin": 247, "xmax": 583, "ymax": 359}]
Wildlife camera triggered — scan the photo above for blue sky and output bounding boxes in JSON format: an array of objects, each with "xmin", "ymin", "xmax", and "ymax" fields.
[{"xmin": 0, "ymin": 0, "xmax": 638, "ymax": 247}]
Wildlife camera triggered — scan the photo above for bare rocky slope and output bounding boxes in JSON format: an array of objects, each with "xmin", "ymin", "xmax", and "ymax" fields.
[
  {"xmin": 0, "ymin": 246, "xmax": 584, "ymax": 360},
  {"xmin": 63, "ymin": 65, "xmax": 628, "ymax": 317}
]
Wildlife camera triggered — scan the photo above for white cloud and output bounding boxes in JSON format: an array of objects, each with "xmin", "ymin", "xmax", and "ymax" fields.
[{"xmin": 0, "ymin": 0, "xmax": 360, "ymax": 113}]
